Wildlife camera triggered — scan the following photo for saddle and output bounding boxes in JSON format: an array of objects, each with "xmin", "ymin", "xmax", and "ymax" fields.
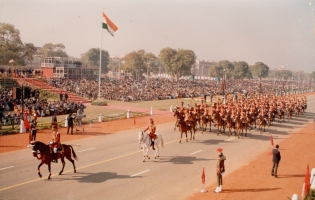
[{"xmin": 49, "ymin": 144, "xmax": 64, "ymax": 153}]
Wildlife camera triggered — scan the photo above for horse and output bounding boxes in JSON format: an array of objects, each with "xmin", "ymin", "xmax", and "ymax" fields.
[
  {"xmin": 177, "ymin": 119, "xmax": 195, "ymax": 143},
  {"xmin": 224, "ymin": 115, "xmax": 235, "ymax": 137},
  {"xmin": 212, "ymin": 112, "xmax": 225, "ymax": 136},
  {"xmin": 201, "ymin": 113, "xmax": 212, "ymax": 133},
  {"xmin": 173, "ymin": 109, "xmax": 184, "ymax": 130},
  {"xmin": 235, "ymin": 116, "xmax": 243, "ymax": 139},
  {"xmin": 138, "ymin": 132, "xmax": 164, "ymax": 162},
  {"xmin": 30, "ymin": 141, "xmax": 78, "ymax": 179},
  {"xmin": 276, "ymin": 108, "xmax": 285, "ymax": 123},
  {"xmin": 256, "ymin": 115, "xmax": 267, "ymax": 133}
]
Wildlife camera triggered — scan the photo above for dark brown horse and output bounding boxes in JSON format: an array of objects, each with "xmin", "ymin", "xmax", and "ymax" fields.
[{"xmin": 30, "ymin": 141, "xmax": 78, "ymax": 179}]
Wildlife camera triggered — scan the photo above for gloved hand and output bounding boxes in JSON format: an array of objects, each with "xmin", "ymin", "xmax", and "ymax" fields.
[{"xmin": 49, "ymin": 141, "xmax": 53, "ymax": 145}]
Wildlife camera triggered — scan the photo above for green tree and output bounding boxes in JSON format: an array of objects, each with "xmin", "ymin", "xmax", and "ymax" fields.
[
  {"xmin": 233, "ymin": 61, "xmax": 249, "ymax": 79},
  {"xmin": 0, "ymin": 23, "xmax": 37, "ymax": 65},
  {"xmin": 81, "ymin": 48, "xmax": 109, "ymax": 73},
  {"xmin": 122, "ymin": 50, "xmax": 157, "ymax": 79},
  {"xmin": 217, "ymin": 60, "xmax": 234, "ymax": 79},
  {"xmin": 208, "ymin": 65, "xmax": 223, "ymax": 78},
  {"xmin": 40, "ymin": 43, "xmax": 68, "ymax": 59},
  {"xmin": 250, "ymin": 62, "xmax": 269, "ymax": 79},
  {"xmin": 159, "ymin": 47, "xmax": 196, "ymax": 81},
  {"xmin": 275, "ymin": 70, "xmax": 292, "ymax": 80},
  {"xmin": 310, "ymin": 71, "xmax": 315, "ymax": 80}
]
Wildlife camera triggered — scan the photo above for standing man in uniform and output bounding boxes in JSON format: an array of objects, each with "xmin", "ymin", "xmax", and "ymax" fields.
[
  {"xmin": 30, "ymin": 119, "xmax": 37, "ymax": 142},
  {"xmin": 271, "ymin": 144, "xmax": 281, "ymax": 178},
  {"xmin": 214, "ymin": 149, "xmax": 226, "ymax": 193},
  {"xmin": 143, "ymin": 118, "xmax": 157, "ymax": 150},
  {"xmin": 67, "ymin": 113, "xmax": 74, "ymax": 135}
]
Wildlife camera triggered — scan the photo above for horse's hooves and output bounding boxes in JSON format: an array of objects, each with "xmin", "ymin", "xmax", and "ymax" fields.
[
  {"xmin": 38, "ymin": 174, "xmax": 42, "ymax": 178},
  {"xmin": 143, "ymin": 160, "xmax": 145, "ymax": 162},
  {"xmin": 59, "ymin": 172, "xmax": 62, "ymax": 175},
  {"xmin": 148, "ymin": 157, "xmax": 150, "ymax": 159},
  {"xmin": 74, "ymin": 170, "xmax": 76, "ymax": 173},
  {"xmin": 48, "ymin": 175, "xmax": 51, "ymax": 180}
]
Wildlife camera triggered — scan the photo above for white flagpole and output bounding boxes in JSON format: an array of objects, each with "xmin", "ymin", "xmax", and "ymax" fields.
[{"xmin": 98, "ymin": 12, "xmax": 103, "ymax": 99}]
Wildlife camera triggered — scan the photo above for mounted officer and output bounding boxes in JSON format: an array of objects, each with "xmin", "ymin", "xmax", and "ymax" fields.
[{"xmin": 143, "ymin": 118, "xmax": 157, "ymax": 150}]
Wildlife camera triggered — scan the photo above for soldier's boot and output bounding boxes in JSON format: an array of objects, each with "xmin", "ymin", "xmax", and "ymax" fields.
[
  {"xmin": 53, "ymin": 153, "xmax": 58, "ymax": 163},
  {"xmin": 151, "ymin": 141, "xmax": 155, "ymax": 150}
]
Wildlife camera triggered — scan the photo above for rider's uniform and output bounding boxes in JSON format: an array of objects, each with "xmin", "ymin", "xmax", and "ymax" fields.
[{"xmin": 52, "ymin": 131, "xmax": 61, "ymax": 153}]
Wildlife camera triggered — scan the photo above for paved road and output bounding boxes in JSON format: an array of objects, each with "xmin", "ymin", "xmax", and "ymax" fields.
[{"xmin": 1, "ymin": 95, "xmax": 314, "ymax": 200}]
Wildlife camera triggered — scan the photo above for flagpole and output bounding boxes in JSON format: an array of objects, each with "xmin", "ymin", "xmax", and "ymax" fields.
[{"xmin": 99, "ymin": 12, "xmax": 103, "ymax": 99}]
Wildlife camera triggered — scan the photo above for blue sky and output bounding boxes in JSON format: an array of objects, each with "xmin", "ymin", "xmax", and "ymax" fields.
[{"xmin": 1, "ymin": 0, "xmax": 314, "ymax": 72}]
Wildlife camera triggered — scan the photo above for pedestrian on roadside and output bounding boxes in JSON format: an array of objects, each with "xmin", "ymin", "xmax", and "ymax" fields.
[
  {"xmin": 67, "ymin": 113, "xmax": 74, "ymax": 135},
  {"xmin": 271, "ymin": 144, "xmax": 281, "ymax": 178},
  {"xmin": 30, "ymin": 119, "xmax": 37, "ymax": 142},
  {"xmin": 214, "ymin": 148, "xmax": 226, "ymax": 193}
]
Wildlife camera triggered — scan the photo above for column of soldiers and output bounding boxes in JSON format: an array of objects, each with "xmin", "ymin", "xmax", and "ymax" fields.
[{"xmin": 173, "ymin": 93, "xmax": 307, "ymax": 138}]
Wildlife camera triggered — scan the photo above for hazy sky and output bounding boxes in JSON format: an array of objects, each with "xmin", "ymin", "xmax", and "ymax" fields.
[{"xmin": 1, "ymin": 0, "xmax": 315, "ymax": 72}]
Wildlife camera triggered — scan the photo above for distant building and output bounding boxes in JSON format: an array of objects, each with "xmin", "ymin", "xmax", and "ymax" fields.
[
  {"xmin": 191, "ymin": 59, "xmax": 217, "ymax": 77},
  {"xmin": 41, "ymin": 57, "xmax": 99, "ymax": 79}
]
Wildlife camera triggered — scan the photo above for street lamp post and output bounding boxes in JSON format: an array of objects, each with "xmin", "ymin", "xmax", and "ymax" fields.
[{"xmin": 222, "ymin": 69, "xmax": 227, "ymax": 104}]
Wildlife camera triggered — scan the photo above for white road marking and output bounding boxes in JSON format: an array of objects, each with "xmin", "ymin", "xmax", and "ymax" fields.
[
  {"xmin": 226, "ymin": 137, "xmax": 235, "ymax": 141},
  {"xmin": 0, "ymin": 166, "xmax": 14, "ymax": 171},
  {"xmin": 130, "ymin": 169, "xmax": 150, "ymax": 177},
  {"xmin": 190, "ymin": 150, "xmax": 202, "ymax": 155},
  {"xmin": 78, "ymin": 148, "xmax": 95, "ymax": 152}
]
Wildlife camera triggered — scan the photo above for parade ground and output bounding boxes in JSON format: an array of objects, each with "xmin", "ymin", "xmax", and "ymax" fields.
[{"xmin": 0, "ymin": 94, "xmax": 314, "ymax": 199}]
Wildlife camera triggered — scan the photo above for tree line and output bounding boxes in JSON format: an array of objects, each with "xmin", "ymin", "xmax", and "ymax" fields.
[{"xmin": 1, "ymin": 22, "xmax": 315, "ymax": 81}]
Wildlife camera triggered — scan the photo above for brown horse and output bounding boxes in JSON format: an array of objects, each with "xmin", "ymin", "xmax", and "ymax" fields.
[
  {"xmin": 30, "ymin": 141, "xmax": 78, "ymax": 179},
  {"xmin": 201, "ymin": 113, "xmax": 213, "ymax": 133},
  {"xmin": 285, "ymin": 107, "xmax": 293, "ymax": 120},
  {"xmin": 235, "ymin": 116, "xmax": 243, "ymax": 139},
  {"xmin": 177, "ymin": 119, "xmax": 195, "ymax": 143},
  {"xmin": 224, "ymin": 115, "xmax": 235, "ymax": 137},
  {"xmin": 256, "ymin": 115, "xmax": 267, "ymax": 133},
  {"xmin": 212, "ymin": 112, "xmax": 225, "ymax": 136},
  {"xmin": 277, "ymin": 108, "xmax": 285, "ymax": 123},
  {"xmin": 173, "ymin": 109, "xmax": 184, "ymax": 130}
]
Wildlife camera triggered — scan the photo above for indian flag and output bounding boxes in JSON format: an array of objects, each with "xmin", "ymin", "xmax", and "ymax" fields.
[{"xmin": 102, "ymin": 12, "xmax": 118, "ymax": 36}]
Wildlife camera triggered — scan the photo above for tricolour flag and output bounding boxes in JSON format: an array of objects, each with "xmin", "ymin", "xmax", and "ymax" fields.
[
  {"xmin": 201, "ymin": 166, "xmax": 205, "ymax": 184},
  {"xmin": 302, "ymin": 164, "xmax": 310, "ymax": 198},
  {"xmin": 102, "ymin": 12, "xmax": 118, "ymax": 36}
]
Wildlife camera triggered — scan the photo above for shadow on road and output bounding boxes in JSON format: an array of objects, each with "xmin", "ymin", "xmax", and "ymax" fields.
[
  {"xmin": 158, "ymin": 156, "xmax": 213, "ymax": 164},
  {"xmin": 222, "ymin": 187, "xmax": 282, "ymax": 193}
]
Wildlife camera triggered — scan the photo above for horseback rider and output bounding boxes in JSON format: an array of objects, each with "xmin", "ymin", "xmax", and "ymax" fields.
[
  {"xmin": 143, "ymin": 118, "xmax": 157, "ymax": 150},
  {"xmin": 50, "ymin": 130, "xmax": 61, "ymax": 163}
]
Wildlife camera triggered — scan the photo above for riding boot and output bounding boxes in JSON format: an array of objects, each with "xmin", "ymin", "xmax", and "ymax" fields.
[
  {"xmin": 53, "ymin": 153, "xmax": 58, "ymax": 163},
  {"xmin": 151, "ymin": 141, "xmax": 155, "ymax": 150}
]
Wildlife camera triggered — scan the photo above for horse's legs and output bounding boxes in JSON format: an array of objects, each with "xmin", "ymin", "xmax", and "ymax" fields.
[
  {"xmin": 47, "ymin": 163, "xmax": 51, "ymax": 179},
  {"xmin": 37, "ymin": 162, "xmax": 44, "ymax": 178},
  {"xmin": 59, "ymin": 155, "xmax": 66, "ymax": 175},
  {"xmin": 179, "ymin": 132, "xmax": 182, "ymax": 143},
  {"xmin": 155, "ymin": 146, "xmax": 159, "ymax": 159}
]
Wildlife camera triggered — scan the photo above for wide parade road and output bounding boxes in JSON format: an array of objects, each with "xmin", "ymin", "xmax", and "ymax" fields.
[{"xmin": 1, "ymin": 95, "xmax": 314, "ymax": 200}]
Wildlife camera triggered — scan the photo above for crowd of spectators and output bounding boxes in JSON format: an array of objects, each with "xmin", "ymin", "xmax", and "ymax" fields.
[
  {"xmin": 47, "ymin": 77, "xmax": 314, "ymax": 102},
  {"xmin": 0, "ymin": 67, "xmax": 41, "ymax": 78},
  {"xmin": 0, "ymin": 89, "xmax": 85, "ymax": 125}
]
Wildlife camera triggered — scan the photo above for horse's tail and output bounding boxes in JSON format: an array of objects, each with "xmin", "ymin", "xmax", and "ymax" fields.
[
  {"xmin": 160, "ymin": 135, "xmax": 164, "ymax": 149},
  {"xmin": 69, "ymin": 145, "xmax": 78, "ymax": 160}
]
